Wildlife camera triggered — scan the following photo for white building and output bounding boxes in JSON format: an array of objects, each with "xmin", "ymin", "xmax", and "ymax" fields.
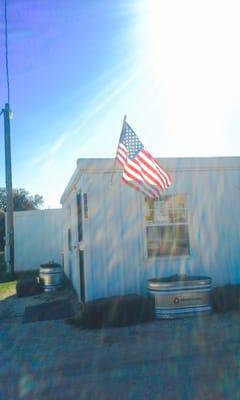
[
  {"xmin": 60, "ymin": 157, "xmax": 240, "ymax": 302},
  {"xmin": 5, "ymin": 209, "xmax": 64, "ymax": 271}
]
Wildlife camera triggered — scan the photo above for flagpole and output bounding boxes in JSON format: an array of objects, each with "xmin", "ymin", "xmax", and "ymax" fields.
[
  {"xmin": 111, "ymin": 115, "xmax": 127, "ymax": 184},
  {"xmin": 3, "ymin": 103, "xmax": 14, "ymax": 274},
  {"xmin": 2, "ymin": 1, "xmax": 14, "ymax": 275}
]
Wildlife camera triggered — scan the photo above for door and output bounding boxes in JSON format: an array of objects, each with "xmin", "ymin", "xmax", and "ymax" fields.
[{"xmin": 77, "ymin": 192, "xmax": 85, "ymax": 302}]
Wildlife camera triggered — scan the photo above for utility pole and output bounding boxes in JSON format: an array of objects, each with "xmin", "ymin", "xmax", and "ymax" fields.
[{"xmin": 3, "ymin": 102, "xmax": 14, "ymax": 274}]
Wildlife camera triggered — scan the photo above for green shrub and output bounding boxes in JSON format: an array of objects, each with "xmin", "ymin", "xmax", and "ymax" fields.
[
  {"xmin": 68, "ymin": 294, "xmax": 155, "ymax": 329},
  {"xmin": 16, "ymin": 277, "xmax": 42, "ymax": 297},
  {"xmin": 212, "ymin": 285, "xmax": 240, "ymax": 312}
]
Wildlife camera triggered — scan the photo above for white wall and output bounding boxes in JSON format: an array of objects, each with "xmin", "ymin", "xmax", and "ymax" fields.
[
  {"xmin": 8, "ymin": 209, "xmax": 64, "ymax": 271},
  {"xmin": 61, "ymin": 157, "xmax": 240, "ymax": 302}
]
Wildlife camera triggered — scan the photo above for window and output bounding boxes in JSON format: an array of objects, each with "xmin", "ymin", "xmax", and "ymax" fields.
[
  {"xmin": 145, "ymin": 194, "xmax": 190, "ymax": 257},
  {"xmin": 76, "ymin": 192, "xmax": 83, "ymax": 241},
  {"xmin": 68, "ymin": 228, "xmax": 72, "ymax": 251}
]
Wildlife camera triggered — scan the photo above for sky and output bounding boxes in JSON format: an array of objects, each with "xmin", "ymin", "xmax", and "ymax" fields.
[{"xmin": 0, "ymin": 0, "xmax": 240, "ymax": 208}]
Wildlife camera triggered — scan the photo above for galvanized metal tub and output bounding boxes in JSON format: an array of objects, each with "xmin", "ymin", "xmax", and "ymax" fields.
[
  {"xmin": 39, "ymin": 263, "xmax": 63, "ymax": 292},
  {"xmin": 147, "ymin": 275, "xmax": 212, "ymax": 319}
]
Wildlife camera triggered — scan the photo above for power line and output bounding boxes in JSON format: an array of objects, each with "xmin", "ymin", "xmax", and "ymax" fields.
[{"xmin": 4, "ymin": 0, "xmax": 10, "ymax": 104}]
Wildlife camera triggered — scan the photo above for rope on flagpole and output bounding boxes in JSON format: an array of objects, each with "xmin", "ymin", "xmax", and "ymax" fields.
[{"xmin": 110, "ymin": 115, "xmax": 127, "ymax": 184}]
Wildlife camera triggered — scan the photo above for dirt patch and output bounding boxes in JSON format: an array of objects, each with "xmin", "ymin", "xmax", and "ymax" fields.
[
  {"xmin": 1, "ymin": 310, "xmax": 240, "ymax": 399},
  {"xmin": 0, "ymin": 276, "xmax": 240, "ymax": 398}
]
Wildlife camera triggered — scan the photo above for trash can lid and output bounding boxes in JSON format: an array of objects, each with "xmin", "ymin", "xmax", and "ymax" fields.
[{"xmin": 40, "ymin": 262, "xmax": 61, "ymax": 269}]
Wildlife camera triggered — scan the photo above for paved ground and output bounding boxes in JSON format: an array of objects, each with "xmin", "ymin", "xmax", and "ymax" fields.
[{"xmin": 0, "ymin": 287, "xmax": 240, "ymax": 400}]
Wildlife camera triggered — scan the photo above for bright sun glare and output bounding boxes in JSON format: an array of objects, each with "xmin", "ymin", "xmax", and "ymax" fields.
[{"xmin": 134, "ymin": 0, "xmax": 240, "ymax": 155}]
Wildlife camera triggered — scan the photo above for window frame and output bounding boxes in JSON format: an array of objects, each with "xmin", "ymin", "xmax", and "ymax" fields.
[{"xmin": 144, "ymin": 193, "xmax": 190, "ymax": 259}]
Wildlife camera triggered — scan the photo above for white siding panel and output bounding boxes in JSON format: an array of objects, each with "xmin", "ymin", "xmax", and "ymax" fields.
[
  {"xmin": 83, "ymin": 173, "xmax": 146, "ymax": 301},
  {"xmin": 13, "ymin": 209, "xmax": 64, "ymax": 271}
]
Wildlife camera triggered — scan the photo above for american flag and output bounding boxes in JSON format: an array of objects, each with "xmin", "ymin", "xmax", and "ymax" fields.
[{"xmin": 116, "ymin": 118, "xmax": 172, "ymax": 199}]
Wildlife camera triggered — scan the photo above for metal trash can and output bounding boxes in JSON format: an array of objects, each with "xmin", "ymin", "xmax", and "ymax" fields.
[
  {"xmin": 147, "ymin": 275, "xmax": 212, "ymax": 319},
  {"xmin": 39, "ymin": 262, "xmax": 64, "ymax": 292}
]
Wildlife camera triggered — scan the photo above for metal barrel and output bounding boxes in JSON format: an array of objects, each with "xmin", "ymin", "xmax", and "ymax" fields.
[
  {"xmin": 39, "ymin": 263, "xmax": 63, "ymax": 292},
  {"xmin": 147, "ymin": 275, "xmax": 212, "ymax": 319}
]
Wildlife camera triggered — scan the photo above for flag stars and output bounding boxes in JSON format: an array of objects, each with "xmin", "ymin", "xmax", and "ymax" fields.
[{"xmin": 121, "ymin": 125, "xmax": 144, "ymax": 159}]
